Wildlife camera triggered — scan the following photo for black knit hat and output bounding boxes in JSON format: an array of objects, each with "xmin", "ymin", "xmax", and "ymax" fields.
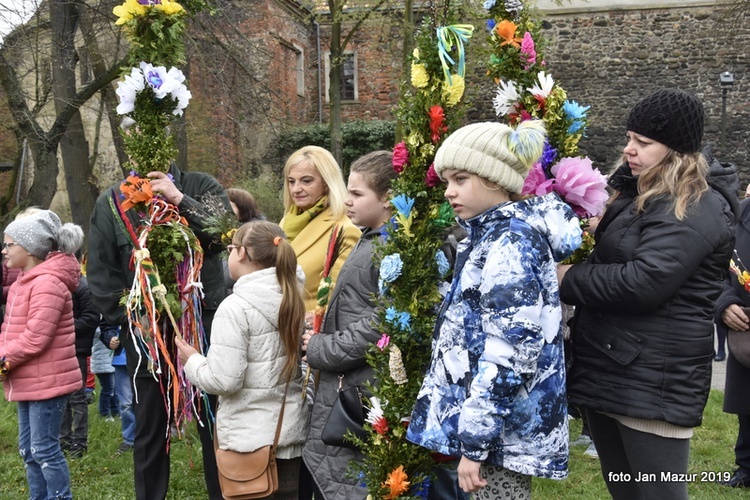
[{"xmin": 626, "ymin": 88, "xmax": 704, "ymax": 154}]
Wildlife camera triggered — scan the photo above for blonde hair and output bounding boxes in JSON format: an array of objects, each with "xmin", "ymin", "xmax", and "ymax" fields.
[
  {"xmin": 614, "ymin": 150, "xmax": 709, "ymax": 220},
  {"xmin": 233, "ymin": 220, "xmax": 305, "ymax": 383},
  {"xmin": 282, "ymin": 146, "xmax": 348, "ymax": 219}
]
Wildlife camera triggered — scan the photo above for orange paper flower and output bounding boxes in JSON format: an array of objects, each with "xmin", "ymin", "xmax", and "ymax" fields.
[
  {"xmin": 383, "ymin": 465, "xmax": 410, "ymax": 499},
  {"xmin": 120, "ymin": 175, "xmax": 155, "ymax": 211},
  {"xmin": 496, "ymin": 20, "xmax": 522, "ymax": 48}
]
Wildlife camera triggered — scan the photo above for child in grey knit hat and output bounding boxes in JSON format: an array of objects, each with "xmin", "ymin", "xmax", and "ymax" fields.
[{"xmin": 1, "ymin": 209, "xmax": 85, "ymax": 498}]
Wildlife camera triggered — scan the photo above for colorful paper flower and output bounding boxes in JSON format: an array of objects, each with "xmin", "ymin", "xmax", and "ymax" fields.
[
  {"xmin": 377, "ymin": 334, "xmax": 390, "ymax": 350},
  {"xmin": 483, "ymin": 0, "xmax": 497, "ymax": 9},
  {"xmin": 120, "ymin": 174, "xmax": 155, "ymax": 211},
  {"xmin": 115, "ymin": 63, "xmax": 191, "ymax": 117},
  {"xmin": 521, "ymin": 163, "xmax": 555, "ymax": 197},
  {"xmin": 520, "ymin": 32, "xmax": 536, "ymax": 69},
  {"xmin": 366, "ymin": 397, "xmax": 389, "ymax": 435},
  {"xmin": 428, "ymin": 105, "xmax": 448, "ymax": 143},
  {"xmin": 391, "ymin": 195, "xmax": 415, "ymax": 219},
  {"xmin": 392, "ymin": 142, "xmax": 409, "ymax": 173},
  {"xmin": 113, "ymin": 0, "xmax": 148, "ymax": 25},
  {"xmin": 492, "ymin": 80, "xmax": 521, "ymax": 117},
  {"xmin": 379, "ymin": 254, "xmax": 404, "ymax": 283},
  {"xmin": 495, "ymin": 20, "xmax": 522, "ymax": 48},
  {"xmin": 383, "ymin": 466, "xmax": 410, "ymax": 499},
  {"xmin": 550, "ymin": 157, "xmax": 608, "ymax": 217},
  {"xmin": 528, "ymin": 71, "xmax": 555, "ymax": 99},
  {"xmin": 411, "ymin": 63, "xmax": 429, "ymax": 89},
  {"xmin": 540, "ymin": 141, "xmax": 559, "ymax": 168},
  {"xmin": 425, "ymin": 163, "xmax": 441, "ymax": 188},
  {"xmin": 563, "ymin": 100, "xmax": 591, "ymax": 135},
  {"xmin": 442, "ymin": 75, "xmax": 465, "ymax": 107}
]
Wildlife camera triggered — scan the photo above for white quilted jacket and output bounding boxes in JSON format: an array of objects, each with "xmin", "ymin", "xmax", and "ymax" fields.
[{"xmin": 184, "ymin": 267, "xmax": 309, "ymax": 458}]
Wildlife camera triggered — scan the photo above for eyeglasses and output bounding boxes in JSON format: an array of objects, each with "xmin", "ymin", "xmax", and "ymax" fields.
[
  {"xmin": 2, "ymin": 242, "xmax": 18, "ymax": 250},
  {"xmin": 227, "ymin": 244, "xmax": 239, "ymax": 253}
]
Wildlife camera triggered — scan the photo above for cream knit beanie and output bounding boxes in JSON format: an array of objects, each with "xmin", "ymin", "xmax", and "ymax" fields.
[{"xmin": 434, "ymin": 120, "xmax": 547, "ymax": 194}]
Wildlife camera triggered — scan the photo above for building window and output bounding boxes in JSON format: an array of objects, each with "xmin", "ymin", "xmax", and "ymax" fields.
[
  {"xmin": 324, "ymin": 51, "xmax": 358, "ymax": 102},
  {"xmin": 294, "ymin": 44, "xmax": 304, "ymax": 97}
]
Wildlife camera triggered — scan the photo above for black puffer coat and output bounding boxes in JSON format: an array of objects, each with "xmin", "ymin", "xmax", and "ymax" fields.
[
  {"xmin": 560, "ymin": 164, "xmax": 735, "ymax": 428},
  {"xmin": 303, "ymin": 227, "xmax": 382, "ymax": 500},
  {"xmin": 715, "ymin": 199, "xmax": 750, "ymax": 415}
]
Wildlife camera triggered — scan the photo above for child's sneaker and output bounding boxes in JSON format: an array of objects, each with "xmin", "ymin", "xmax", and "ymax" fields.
[
  {"xmin": 570, "ymin": 434, "xmax": 592, "ymax": 447},
  {"xmin": 584, "ymin": 442, "xmax": 599, "ymax": 459}
]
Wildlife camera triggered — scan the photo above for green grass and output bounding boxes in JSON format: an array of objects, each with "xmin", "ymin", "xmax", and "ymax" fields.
[{"xmin": 0, "ymin": 390, "xmax": 743, "ymax": 498}]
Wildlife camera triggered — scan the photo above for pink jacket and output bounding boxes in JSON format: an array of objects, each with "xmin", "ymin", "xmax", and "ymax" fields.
[{"xmin": 0, "ymin": 252, "xmax": 82, "ymax": 401}]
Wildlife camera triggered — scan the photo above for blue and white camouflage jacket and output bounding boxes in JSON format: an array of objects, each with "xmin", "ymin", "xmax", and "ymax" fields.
[{"xmin": 406, "ymin": 194, "xmax": 581, "ymax": 480}]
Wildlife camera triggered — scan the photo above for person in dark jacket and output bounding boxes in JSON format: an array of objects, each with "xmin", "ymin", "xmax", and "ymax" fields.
[
  {"xmin": 87, "ymin": 163, "xmax": 230, "ymax": 500},
  {"xmin": 558, "ymin": 88, "xmax": 736, "ymax": 500},
  {"xmin": 59, "ymin": 260, "xmax": 100, "ymax": 458},
  {"xmin": 715, "ymin": 191, "xmax": 750, "ymax": 489},
  {"xmin": 300, "ymin": 151, "xmax": 397, "ymax": 500}
]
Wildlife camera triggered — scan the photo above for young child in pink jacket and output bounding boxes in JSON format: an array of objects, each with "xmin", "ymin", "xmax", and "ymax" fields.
[{"xmin": 0, "ymin": 210, "xmax": 84, "ymax": 500}]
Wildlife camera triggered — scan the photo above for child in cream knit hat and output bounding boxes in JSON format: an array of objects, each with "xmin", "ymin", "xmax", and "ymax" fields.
[{"xmin": 407, "ymin": 120, "xmax": 582, "ymax": 497}]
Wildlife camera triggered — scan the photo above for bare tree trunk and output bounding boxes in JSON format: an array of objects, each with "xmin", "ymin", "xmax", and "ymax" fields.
[
  {"xmin": 50, "ymin": 0, "xmax": 98, "ymax": 232},
  {"xmin": 328, "ymin": 0, "xmax": 343, "ymax": 165},
  {"xmin": 396, "ymin": 0, "xmax": 414, "ymax": 143}
]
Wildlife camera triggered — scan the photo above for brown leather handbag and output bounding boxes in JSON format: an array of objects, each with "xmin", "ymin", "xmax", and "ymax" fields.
[{"xmin": 214, "ymin": 381, "xmax": 289, "ymax": 499}]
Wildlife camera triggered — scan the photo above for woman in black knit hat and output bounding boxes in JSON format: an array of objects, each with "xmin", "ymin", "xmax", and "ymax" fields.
[{"xmin": 557, "ymin": 88, "xmax": 736, "ymax": 499}]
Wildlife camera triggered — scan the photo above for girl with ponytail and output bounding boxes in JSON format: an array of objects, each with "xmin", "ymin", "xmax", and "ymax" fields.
[
  {"xmin": 176, "ymin": 220, "xmax": 308, "ymax": 499},
  {"xmin": 406, "ymin": 121, "xmax": 582, "ymax": 497}
]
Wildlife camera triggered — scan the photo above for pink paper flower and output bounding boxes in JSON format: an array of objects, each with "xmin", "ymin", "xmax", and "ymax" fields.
[
  {"xmin": 392, "ymin": 142, "xmax": 408, "ymax": 173},
  {"xmin": 520, "ymin": 32, "xmax": 536, "ymax": 69},
  {"xmin": 521, "ymin": 163, "xmax": 555, "ymax": 196},
  {"xmin": 377, "ymin": 334, "xmax": 391, "ymax": 350},
  {"xmin": 550, "ymin": 157, "xmax": 609, "ymax": 217},
  {"xmin": 425, "ymin": 163, "xmax": 441, "ymax": 187}
]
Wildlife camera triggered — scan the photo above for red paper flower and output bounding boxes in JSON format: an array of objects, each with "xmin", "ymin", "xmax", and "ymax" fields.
[
  {"xmin": 372, "ymin": 416, "xmax": 389, "ymax": 436},
  {"xmin": 392, "ymin": 142, "xmax": 409, "ymax": 173},
  {"xmin": 428, "ymin": 105, "xmax": 448, "ymax": 143},
  {"xmin": 425, "ymin": 163, "xmax": 441, "ymax": 188}
]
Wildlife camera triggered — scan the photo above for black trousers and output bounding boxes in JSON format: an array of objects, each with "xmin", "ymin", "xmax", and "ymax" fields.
[
  {"xmin": 586, "ymin": 409, "xmax": 690, "ymax": 500},
  {"xmin": 60, "ymin": 355, "xmax": 88, "ymax": 451},
  {"xmin": 133, "ymin": 376, "xmax": 221, "ymax": 500},
  {"xmin": 736, "ymin": 413, "xmax": 750, "ymax": 472}
]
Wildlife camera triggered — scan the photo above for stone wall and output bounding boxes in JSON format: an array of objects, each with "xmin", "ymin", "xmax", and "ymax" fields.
[{"xmin": 473, "ymin": 3, "xmax": 750, "ymax": 183}]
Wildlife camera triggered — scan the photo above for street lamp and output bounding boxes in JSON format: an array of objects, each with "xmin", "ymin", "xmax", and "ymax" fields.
[{"xmin": 720, "ymin": 71, "xmax": 734, "ymax": 149}]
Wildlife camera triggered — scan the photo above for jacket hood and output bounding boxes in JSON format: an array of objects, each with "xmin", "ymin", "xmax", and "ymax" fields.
[
  {"xmin": 230, "ymin": 266, "xmax": 306, "ymax": 327},
  {"xmin": 460, "ymin": 193, "xmax": 582, "ymax": 262},
  {"xmin": 17, "ymin": 252, "xmax": 80, "ymax": 292},
  {"xmin": 702, "ymin": 144, "xmax": 740, "ymax": 222},
  {"xmin": 231, "ymin": 267, "xmax": 283, "ymax": 328}
]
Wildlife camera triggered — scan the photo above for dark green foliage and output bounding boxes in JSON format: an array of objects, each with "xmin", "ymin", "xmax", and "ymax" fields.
[{"xmin": 276, "ymin": 120, "xmax": 396, "ymax": 176}]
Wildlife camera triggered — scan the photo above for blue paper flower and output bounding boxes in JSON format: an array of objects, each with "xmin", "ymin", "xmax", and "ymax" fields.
[
  {"xmin": 412, "ymin": 477, "xmax": 431, "ymax": 499},
  {"xmin": 487, "ymin": 19, "xmax": 496, "ymax": 31},
  {"xmin": 391, "ymin": 195, "xmax": 415, "ymax": 219},
  {"xmin": 379, "ymin": 253, "xmax": 403, "ymax": 283},
  {"xmin": 435, "ymin": 250, "xmax": 450, "ymax": 277},
  {"xmin": 483, "ymin": 0, "xmax": 496, "ymax": 9},
  {"xmin": 563, "ymin": 100, "xmax": 590, "ymax": 135},
  {"xmin": 397, "ymin": 311, "xmax": 412, "ymax": 331}
]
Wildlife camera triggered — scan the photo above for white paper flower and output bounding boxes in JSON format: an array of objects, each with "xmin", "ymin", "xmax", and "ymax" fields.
[
  {"xmin": 528, "ymin": 71, "xmax": 555, "ymax": 99},
  {"xmin": 492, "ymin": 79, "xmax": 520, "ymax": 117},
  {"xmin": 115, "ymin": 67, "xmax": 145, "ymax": 115},
  {"xmin": 365, "ymin": 397, "xmax": 384, "ymax": 425}
]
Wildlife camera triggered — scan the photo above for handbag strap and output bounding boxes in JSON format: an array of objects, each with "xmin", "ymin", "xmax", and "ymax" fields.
[{"xmin": 272, "ymin": 379, "xmax": 291, "ymax": 449}]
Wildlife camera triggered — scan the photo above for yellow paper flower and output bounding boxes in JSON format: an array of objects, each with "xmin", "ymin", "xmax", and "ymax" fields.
[
  {"xmin": 113, "ymin": 0, "xmax": 147, "ymax": 25},
  {"xmin": 412, "ymin": 48, "xmax": 420, "ymax": 59},
  {"xmin": 155, "ymin": 0, "xmax": 185, "ymax": 16},
  {"xmin": 443, "ymin": 74, "xmax": 465, "ymax": 107},
  {"xmin": 383, "ymin": 465, "xmax": 410, "ymax": 499},
  {"xmin": 411, "ymin": 63, "xmax": 429, "ymax": 89}
]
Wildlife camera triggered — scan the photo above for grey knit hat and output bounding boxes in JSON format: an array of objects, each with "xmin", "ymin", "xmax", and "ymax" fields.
[
  {"xmin": 5, "ymin": 210, "xmax": 62, "ymax": 260},
  {"xmin": 627, "ymin": 88, "xmax": 704, "ymax": 154},
  {"xmin": 434, "ymin": 120, "xmax": 547, "ymax": 194}
]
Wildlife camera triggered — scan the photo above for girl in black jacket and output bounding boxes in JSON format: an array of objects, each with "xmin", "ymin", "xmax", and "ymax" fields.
[{"xmin": 558, "ymin": 88, "xmax": 735, "ymax": 500}]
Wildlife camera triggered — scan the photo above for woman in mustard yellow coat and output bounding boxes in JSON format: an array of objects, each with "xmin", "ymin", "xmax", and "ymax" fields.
[{"xmin": 279, "ymin": 146, "xmax": 360, "ymax": 311}]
